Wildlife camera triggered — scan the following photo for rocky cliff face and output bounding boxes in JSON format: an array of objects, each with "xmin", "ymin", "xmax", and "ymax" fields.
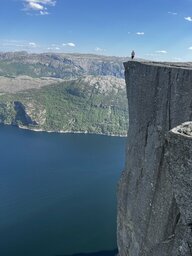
[{"xmin": 117, "ymin": 61, "xmax": 192, "ymax": 256}]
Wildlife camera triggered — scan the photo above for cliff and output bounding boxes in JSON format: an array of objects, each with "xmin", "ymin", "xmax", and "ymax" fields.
[{"xmin": 117, "ymin": 61, "xmax": 192, "ymax": 255}]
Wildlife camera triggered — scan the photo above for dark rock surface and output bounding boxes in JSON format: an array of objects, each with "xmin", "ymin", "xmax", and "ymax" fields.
[
  {"xmin": 167, "ymin": 122, "xmax": 192, "ymax": 256},
  {"xmin": 13, "ymin": 101, "xmax": 38, "ymax": 126},
  {"xmin": 117, "ymin": 61, "xmax": 192, "ymax": 255}
]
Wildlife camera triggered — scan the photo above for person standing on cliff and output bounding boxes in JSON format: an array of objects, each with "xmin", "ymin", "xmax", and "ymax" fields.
[{"xmin": 131, "ymin": 50, "xmax": 135, "ymax": 59}]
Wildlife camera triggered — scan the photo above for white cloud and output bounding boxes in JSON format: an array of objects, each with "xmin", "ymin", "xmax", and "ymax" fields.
[
  {"xmin": 29, "ymin": 42, "xmax": 37, "ymax": 47},
  {"xmin": 68, "ymin": 43, "xmax": 75, "ymax": 47},
  {"xmin": 184, "ymin": 16, "xmax": 192, "ymax": 22},
  {"xmin": 95, "ymin": 47, "xmax": 105, "ymax": 52},
  {"xmin": 168, "ymin": 11, "xmax": 178, "ymax": 15},
  {"xmin": 62, "ymin": 42, "xmax": 76, "ymax": 47},
  {"xmin": 40, "ymin": 10, "xmax": 49, "ymax": 15},
  {"xmin": 188, "ymin": 46, "xmax": 192, "ymax": 50},
  {"xmin": 136, "ymin": 32, "xmax": 144, "ymax": 35},
  {"xmin": 156, "ymin": 50, "xmax": 167, "ymax": 54},
  {"xmin": 23, "ymin": 0, "xmax": 56, "ymax": 14},
  {"xmin": 25, "ymin": 0, "xmax": 56, "ymax": 6},
  {"xmin": 32, "ymin": 0, "xmax": 55, "ymax": 5},
  {"xmin": 47, "ymin": 46, "xmax": 60, "ymax": 51},
  {"xmin": 28, "ymin": 1, "xmax": 44, "ymax": 10}
]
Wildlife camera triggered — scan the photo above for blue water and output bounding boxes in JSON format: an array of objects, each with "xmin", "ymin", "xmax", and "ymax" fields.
[{"xmin": 0, "ymin": 125, "xmax": 126, "ymax": 256}]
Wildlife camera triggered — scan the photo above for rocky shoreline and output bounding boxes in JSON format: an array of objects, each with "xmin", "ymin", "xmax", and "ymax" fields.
[{"xmin": 17, "ymin": 124, "xmax": 127, "ymax": 137}]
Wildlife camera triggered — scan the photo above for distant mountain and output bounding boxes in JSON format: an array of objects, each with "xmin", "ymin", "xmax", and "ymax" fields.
[
  {"xmin": 0, "ymin": 52, "xmax": 128, "ymax": 136},
  {"xmin": 0, "ymin": 51, "xmax": 128, "ymax": 79}
]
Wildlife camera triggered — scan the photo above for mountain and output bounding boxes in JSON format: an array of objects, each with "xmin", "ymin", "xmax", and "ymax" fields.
[
  {"xmin": 118, "ymin": 60, "xmax": 192, "ymax": 255},
  {"xmin": 0, "ymin": 52, "xmax": 128, "ymax": 136},
  {"xmin": 0, "ymin": 51, "xmax": 127, "ymax": 79},
  {"xmin": 0, "ymin": 70, "xmax": 128, "ymax": 136}
]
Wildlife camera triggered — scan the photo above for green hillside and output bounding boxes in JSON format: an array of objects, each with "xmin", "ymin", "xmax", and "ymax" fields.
[{"xmin": 0, "ymin": 75, "xmax": 128, "ymax": 136}]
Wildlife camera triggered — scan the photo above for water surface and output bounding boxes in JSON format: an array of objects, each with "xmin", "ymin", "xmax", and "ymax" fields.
[{"xmin": 0, "ymin": 126, "xmax": 126, "ymax": 256}]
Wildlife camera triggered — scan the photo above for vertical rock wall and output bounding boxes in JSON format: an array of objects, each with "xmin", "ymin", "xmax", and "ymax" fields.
[
  {"xmin": 117, "ymin": 61, "xmax": 192, "ymax": 256},
  {"xmin": 167, "ymin": 122, "xmax": 192, "ymax": 256}
]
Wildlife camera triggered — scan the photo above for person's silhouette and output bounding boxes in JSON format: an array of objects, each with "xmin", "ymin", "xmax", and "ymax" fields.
[{"xmin": 131, "ymin": 50, "xmax": 135, "ymax": 59}]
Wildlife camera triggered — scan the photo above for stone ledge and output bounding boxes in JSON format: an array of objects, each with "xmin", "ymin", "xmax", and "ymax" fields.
[{"xmin": 124, "ymin": 60, "xmax": 192, "ymax": 70}]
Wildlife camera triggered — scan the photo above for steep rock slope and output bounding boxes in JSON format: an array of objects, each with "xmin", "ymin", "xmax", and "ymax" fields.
[
  {"xmin": 117, "ymin": 61, "xmax": 192, "ymax": 255},
  {"xmin": 167, "ymin": 122, "xmax": 192, "ymax": 256}
]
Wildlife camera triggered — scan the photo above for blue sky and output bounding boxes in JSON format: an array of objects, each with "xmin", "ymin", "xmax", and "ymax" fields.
[{"xmin": 0, "ymin": 0, "xmax": 192, "ymax": 60}]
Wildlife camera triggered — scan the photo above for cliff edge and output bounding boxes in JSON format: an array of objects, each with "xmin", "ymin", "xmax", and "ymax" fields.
[{"xmin": 117, "ymin": 61, "xmax": 192, "ymax": 256}]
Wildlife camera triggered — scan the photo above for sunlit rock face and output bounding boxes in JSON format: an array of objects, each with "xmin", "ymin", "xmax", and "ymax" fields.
[{"xmin": 117, "ymin": 61, "xmax": 192, "ymax": 256}]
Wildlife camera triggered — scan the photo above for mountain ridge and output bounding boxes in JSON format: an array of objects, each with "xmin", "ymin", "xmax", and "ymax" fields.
[{"xmin": 0, "ymin": 51, "xmax": 128, "ymax": 79}]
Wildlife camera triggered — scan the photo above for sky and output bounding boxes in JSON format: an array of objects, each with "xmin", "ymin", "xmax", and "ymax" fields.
[{"xmin": 0, "ymin": 0, "xmax": 192, "ymax": 61}]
